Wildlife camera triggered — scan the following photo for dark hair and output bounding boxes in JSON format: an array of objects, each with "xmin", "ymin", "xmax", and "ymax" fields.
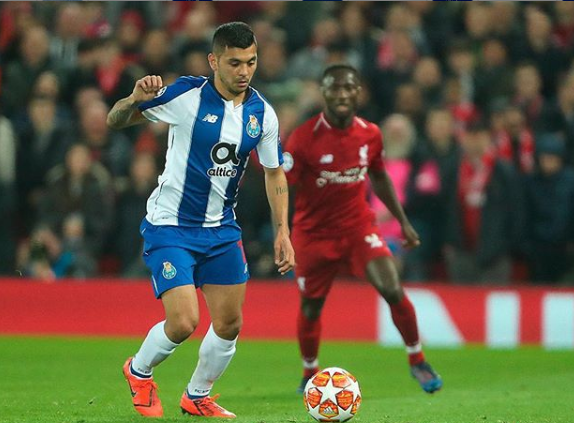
[
  {"xmin": 212, "ymin": 22, "xmax": 256, "ymax": 55},
  {"xmin": 322, "ymin": 64, "xmax": 360, "ymax": 82}
]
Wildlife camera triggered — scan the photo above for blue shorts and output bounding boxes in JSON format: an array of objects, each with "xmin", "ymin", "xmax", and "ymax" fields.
[{"xmin": 140, "ymin": 219, "xmax": 250, "ymax": 298}]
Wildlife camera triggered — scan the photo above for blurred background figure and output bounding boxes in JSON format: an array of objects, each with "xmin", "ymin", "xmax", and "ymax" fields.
[
  {"xmin": 113, "ymin": 152, "xmax": 157, "ymax": 277},
  {"xmin": 524, "ymin": 135, "xmax": 574, "ymax": 284},
  {"xmin": 370, "ymin": 114, "xmax": 416, "ymax": 275},
  {"xmin": 404, "ymin": 108, "xmax": 459, "ymax": 281},
  {"xmin": 444, "ymin": 123, "xmax": 523, "ymax": 284}
]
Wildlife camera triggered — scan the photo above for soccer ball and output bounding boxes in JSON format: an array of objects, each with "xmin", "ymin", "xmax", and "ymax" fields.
[{"xmin": 303, "ymin": 367, "xmax": 361, "ymax": 422}]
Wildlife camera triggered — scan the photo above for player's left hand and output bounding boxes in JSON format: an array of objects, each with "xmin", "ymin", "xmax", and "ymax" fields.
[
  {"xmin": 401, "ymin": 221, "xmax": 421, "ymax": 249},
  {"xmin": 274, "ymin": 231, "xmax": 296, "ymax": 275}
]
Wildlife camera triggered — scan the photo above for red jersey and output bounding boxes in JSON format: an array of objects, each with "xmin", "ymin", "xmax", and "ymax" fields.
[{"xmin": 284, "ymin": 113, "xmax": 385, "ymax": 237}]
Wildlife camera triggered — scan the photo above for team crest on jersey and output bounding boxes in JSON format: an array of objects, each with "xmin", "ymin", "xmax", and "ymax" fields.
[
  {"xmin": 162, "ymin": 261, "xmax": 177, "ymax": 279},
  {"xmin": 246, "ymin": 115, "xmax": 261, "ymax": 138}
]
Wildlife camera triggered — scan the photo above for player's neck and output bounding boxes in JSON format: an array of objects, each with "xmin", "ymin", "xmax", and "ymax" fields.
[
  {"xmin": 323, "ymin": 111, "xmax": 354, "ymax": 129},
  {"xmin": 213, "ymin": 77, "xmax": 246, "ymax": 107}
]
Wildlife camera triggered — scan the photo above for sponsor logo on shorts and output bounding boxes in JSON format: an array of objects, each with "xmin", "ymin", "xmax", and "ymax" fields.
[{"xmin": 162, "ymin": 261, "xmax": 177, "ymax": 279}]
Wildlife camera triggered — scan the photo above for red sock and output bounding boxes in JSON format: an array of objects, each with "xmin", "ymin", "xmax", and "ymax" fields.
[
  {"xmin": 389, "ymin": 295, "xmax": 425, "ymax": 365},
  {"xmin": 297, "ymin": 312, "xmax": 321, "ymax": 377}
]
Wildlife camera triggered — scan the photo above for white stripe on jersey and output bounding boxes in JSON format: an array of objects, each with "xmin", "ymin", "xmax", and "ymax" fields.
[
  {"xmin": 203, "ymin": 102, "xmax": 244, "ymax": 227},
  {"xmin": 146, "ymin": 86, "xmax": 204, "ymax": 226}
]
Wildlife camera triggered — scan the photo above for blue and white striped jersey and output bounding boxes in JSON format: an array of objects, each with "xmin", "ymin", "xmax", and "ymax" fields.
[{"xmin": 139, "ymin": 76, "xmax": 283, "ymax": 228}]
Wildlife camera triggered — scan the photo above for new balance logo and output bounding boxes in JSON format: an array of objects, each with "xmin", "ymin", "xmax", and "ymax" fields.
[
  {"xmin": 320, "ymin": 154, "xmax": 334, "ymax": 164},
  {"xmin": 202, "ymin": 114, "xmax": 219, "ymax": 123}
]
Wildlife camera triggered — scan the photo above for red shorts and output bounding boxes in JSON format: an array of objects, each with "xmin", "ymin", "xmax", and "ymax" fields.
[{"xmin": 292, "ymin": 223, "xmax": 393, "ymax": 299}]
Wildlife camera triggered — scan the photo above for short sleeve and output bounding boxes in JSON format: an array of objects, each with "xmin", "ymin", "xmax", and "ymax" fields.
[
  {"xmin": 370, "ymin": 128, "xmax": 385, "ymax": 173},
  {"xmin": 138, "ymin": 76, "xmax": 205, "ymax": 125},
  {"xmin": 283, "ymin": 126, "xmax": 306, "ymax": 185},
  {"xmin": 256, "ymin": 102, "xmax": 283, "ymax": 168}
]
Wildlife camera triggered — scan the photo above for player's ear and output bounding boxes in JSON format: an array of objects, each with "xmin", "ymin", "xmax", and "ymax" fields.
[{"xmin": 208, "ymin": 53, "xmax": 218, "ymax": 72}]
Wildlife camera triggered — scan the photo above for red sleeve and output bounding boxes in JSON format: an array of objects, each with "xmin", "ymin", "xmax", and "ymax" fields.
[
  {"xmin": 369, "ymin": 127, "xmax": 385, "ymax": 173},
  {"xmin": 283, "ymin": 126, "xmax": 306, "ymax": 185}
]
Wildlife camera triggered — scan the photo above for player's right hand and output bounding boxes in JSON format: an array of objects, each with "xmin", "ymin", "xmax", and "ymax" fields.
[{"xmin": 132, "ymin": 75, "xmax": 163, "ymax": 103}]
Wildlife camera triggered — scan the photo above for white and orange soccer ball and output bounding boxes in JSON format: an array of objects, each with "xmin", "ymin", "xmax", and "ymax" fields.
[{"xmin": 303, "ymin": 367, "xmax": 361, "ymax": 422}]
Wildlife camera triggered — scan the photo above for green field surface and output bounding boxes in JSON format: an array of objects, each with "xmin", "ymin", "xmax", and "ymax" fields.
[{"xmin": 0, "ymin": 336, "xmax": 571, "ymax": 423}]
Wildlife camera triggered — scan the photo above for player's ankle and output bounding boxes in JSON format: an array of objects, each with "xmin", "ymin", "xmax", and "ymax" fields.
[{"xmin": 408, "ymin": 351, "xmax": 425, "ymax": 366}]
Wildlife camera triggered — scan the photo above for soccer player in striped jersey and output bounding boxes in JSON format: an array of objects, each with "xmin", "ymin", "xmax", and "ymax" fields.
[{"xmin": 107, "ymin": 22, "xmax": 295, "ymax": 418}]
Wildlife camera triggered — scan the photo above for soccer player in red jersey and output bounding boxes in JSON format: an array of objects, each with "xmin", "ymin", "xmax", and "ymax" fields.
[{"xmin": 284, "ymin": 64, "xmax": 442, "ymax": 394}]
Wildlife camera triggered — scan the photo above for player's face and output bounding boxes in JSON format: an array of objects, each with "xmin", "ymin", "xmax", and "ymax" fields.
[
  {"xmin": 209, "ymin": 44, "xmax": 258, "ymax": 97},
  {"xmin": 321, "ymin": 71, "xmax": 361, "ymax": 120}
]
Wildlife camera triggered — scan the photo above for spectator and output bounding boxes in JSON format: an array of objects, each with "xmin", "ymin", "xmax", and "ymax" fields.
[
  {"xmin": 475, "ymin": 38, "xmax": 514, "ymax": 112},
  {"xmin": 517, "ymin": 7, "xmax": 568, "ymax": 97},
  {"xmin": 443, "ymin": 77, "xmax": 480, "ymax": 139},
  {"xmin": 370, "ymin": 114, "xmax": 417, "ymax": 274},
  {"xmin": 541, "ymin": 73, "xmax": 574, "ymax": 166},
  {"xmin": 288, "ymin": 17, "xmax": 341, "ymax": 81},
  {"xmin": 3, "ymin": 25, "xmax": 56, "ymax": 118},
  {"xmin": 412, "ymin": 56, "xmax": 443, "ymax": 108},
  {"xmin": 39, "ymin": 143, "xmax": 113, "ymax": 256},
  {"xmin": 552, "ymin": 2, "xmax": 574, "ymax": 51},
  {"xmin": 115, "ymin": 10, "xmax": 146, "ymax": 65},
  {"xmin": 252, "ymin": 38, "xmax": 300, "ymax": 105},
  {"xmin": 404, "ymin": 108, "xmax": 460, "ymax": 281},
  {"xmin": 490, "ymin": 2, "xmax": 523, "ymax": 60},
  {"xmin": 0, "ymin": 109, "xmax": 17, "ymax": 274},
  {"xmin": 49, "ymin": 3, "xmax": 84, "ymax": 70},
  {"xmin": 445, "ymin": 40, "xmax": 476, "ymax": 104},
  {"xmin": 524, "ymin": 135, "xmax": 574, "ymax": 284},
  {"xmin": 114, "ymin": 152, "xmax": 157, "ymax": 277},
  {"xmin": 495, "ymin": 105, "xmax": 535, "ymax": 174},
  {"xmin": 16, "ymin": 96, "xmax": 73, "ymax": 235},
  {"xmin": 444, "ymin": 122, "xmax": 523, "ymax": 284},
  {"xmin": 78, "ymin": 101, "xmax": 132, "ymax": 179},
  {"xmin": 373, "ymin": 30, "xmax": 418, "ymax": 117},
  {"xmin": 512, "ymin": 63, "xmax": 546, "ymax": 129},
  {"xmin": 62, "ymin": 38, "xmax": 101, "ymax": 106}
]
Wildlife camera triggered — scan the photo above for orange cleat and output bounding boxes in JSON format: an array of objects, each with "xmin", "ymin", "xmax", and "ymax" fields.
[
  {"xmin": 180, "ymin": 392, "xmax": 236, "ymax": 418},
  {"xmin": 122, "ymin": 357, "xmax": 163, "ymax": 417}
]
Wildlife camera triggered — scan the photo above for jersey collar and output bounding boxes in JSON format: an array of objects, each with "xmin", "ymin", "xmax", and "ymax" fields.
[{"xmin": 208, "ymin": 77, "xmax": 252, "ymax": 104}]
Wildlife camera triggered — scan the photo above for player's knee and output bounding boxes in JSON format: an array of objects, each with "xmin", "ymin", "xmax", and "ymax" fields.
[
  {"xmin": 380, "ymin": 285, "xmax": 403, "ymax": 305},
  {"xmin": 302, "ymin": 298, "xmax": 325, "ymax": 320},
  {"xmin": 166, "ymin": 315, "xmax": 199, "ymax": 342},
  {"xmin": 212, "ymin": 315, "xmax": 243, "ymax": 340}
]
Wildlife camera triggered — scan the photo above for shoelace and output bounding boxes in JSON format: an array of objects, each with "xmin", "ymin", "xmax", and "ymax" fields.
[{"xmin": 194, "ymin": 394, "xmax": 228, "ymax": 413}]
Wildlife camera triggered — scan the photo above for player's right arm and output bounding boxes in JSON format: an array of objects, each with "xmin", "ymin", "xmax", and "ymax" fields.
[{"xmin": 107, "ymin": 75, "xmax": 163, "ymax": 129}]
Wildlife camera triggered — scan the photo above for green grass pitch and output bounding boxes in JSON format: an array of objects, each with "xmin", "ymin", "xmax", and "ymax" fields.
[{"xmin": 0, "ymin": 336, "xmax": 571, "ymax": 423}]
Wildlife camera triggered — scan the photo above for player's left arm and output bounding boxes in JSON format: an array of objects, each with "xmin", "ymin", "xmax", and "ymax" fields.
[
  {"xmin": 264, "ymin": 165, "xmax": 296, "ymax": 275},
  {"xmin": 258, "ymin": 105, "xmax": 295, "ymax": 275},
  {"xmin": 369, "ymin": 167, "xmax": 420, "ymax": 249}
]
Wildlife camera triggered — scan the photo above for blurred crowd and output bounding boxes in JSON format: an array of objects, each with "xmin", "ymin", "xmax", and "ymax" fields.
[{"xmin": 1, "ymin": 1, "xmax": 574, "ymax": 285}]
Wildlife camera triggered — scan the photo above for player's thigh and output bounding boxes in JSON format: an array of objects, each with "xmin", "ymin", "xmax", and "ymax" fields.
[
  {"xmin": 143, "ymin": 246, "xmax": 197, "ymax": 298},
  {"xmin": 161, "ymin": 284, "xmax": 201, "ymax": 331},
  {"xmin": 349, "ymin": 224, "xmax": 393, "ymax": 277},
  {"xmin": 292, "ymin": 233, "xmax": 340, "ymax": 299},
  {"xmin": 196, "ymin": 240, "xmax": 249, "ymax": 338}
]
